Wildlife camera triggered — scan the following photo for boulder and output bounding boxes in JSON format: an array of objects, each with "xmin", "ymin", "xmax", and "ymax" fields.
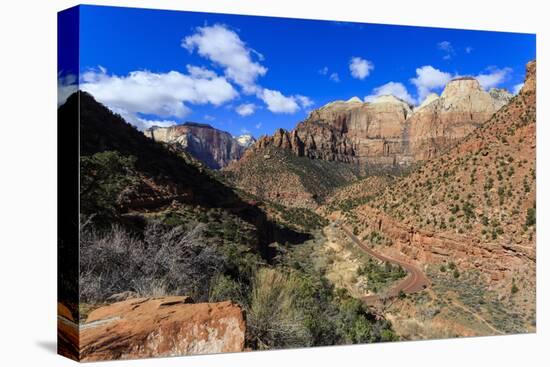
[{"xmin": 79, "ymin": 296, "xmax": 245, "ymax": 361}]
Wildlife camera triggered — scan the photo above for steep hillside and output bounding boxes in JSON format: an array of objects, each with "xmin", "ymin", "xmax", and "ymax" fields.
[
  {"xmin": 144, "ymin": 123, "xmax": 249, "ymax": 169},
  {"xmin": 335, "ymin": 61, "xmax": 536, "ymax": 330},
  {"xmin": 322, "ymin": 175, "xmax": 396, "ymax": 214},
  {"xmin": 72, "ymin": 91, "xmax": 310, "ymax": 259},
  {"xmin": 224, "ymin": 146, "xmax": 359, "ymax": 209}
]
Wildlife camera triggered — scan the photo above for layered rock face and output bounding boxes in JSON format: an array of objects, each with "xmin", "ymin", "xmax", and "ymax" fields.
[
  {"xmin": 73, "ymin": 296, "xmax": 245, "ymax": 361},
  {"xmin": 408, "ymin": 78, "xmax": 512, "ymax": 160},
  {"xmin": 254, "ymin": 79, "xmax": 511, "ymax": 170},
  {"xmin": 256, "ymin": 95, "xmax": 413, "ymax": 169},
  {"xmin": 145, "ymin": 123, "xmax": 248, "ymax": 169}
]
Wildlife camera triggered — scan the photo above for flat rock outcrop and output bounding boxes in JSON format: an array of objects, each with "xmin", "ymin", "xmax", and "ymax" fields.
[
  {"xmin": 78, "ymin": 296, "xmax": 245, "ymax": 361},
  {"xmin": 145, "ymin": 123, "xmax": 247, "ymax": 169}
]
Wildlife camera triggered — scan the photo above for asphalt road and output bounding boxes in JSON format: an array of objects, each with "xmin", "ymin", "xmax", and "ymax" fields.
[{"xmin": 339, "ymin": 225, "xmax": 430, "ymax": 304}]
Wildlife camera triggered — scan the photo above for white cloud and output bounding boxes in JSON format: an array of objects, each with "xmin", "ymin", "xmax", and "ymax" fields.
[
  {"xmin": 465, "ymin": 46, "xmax": 473, "ymax": 54},
  {"xmin": 80, "ymin": 67, "xmax": 238, "ymax": 129},
  {"xmin": 364, "ymin": 81, "xmax": 415, "ymax": 105},
  {"xmin": 236, "ymin": 103, "xmax": 256, "ymax": 116},
  {"xmin": 319, "ymin": 66, "xmax": 328, "ymax": 75},
  {"xmin": 255, "ymin": 122, "xmax": 262, "ymax": 129},
  {"xmin": 259, "ymin": 88, "xmax": 300, "ymax": 114},
  {"xmin": 138, "ymin": 118, "xmax": 178, "ymax": 130},
  {"xmin": 240, "ymin": 127, "xmax": 251, "ymax": 134},
  {"xmin": 182, "ymin": 24, "xmax": 311, "ymax": 115},
  {"xmin": 410, "ymin": 65, "xmax": 453, "ymax": 101},
  {"xmin": 512, "ymin": 83, "xmax": 524, "ymax": 95},
  {"xmin": 203, "ymin": 114, "xmax": 216, "ymax": 121},
  {"xmin": 475, "ymin": 67, "xmax": 512, "ymax": 90},
  {"xmin": 329, "ymin": 72, "xmax": 340, "ymax": 82},
  {"xmin": 438, "ymin": 41, "xmax": 455, "ymax": 60},
  {"xmin": 349, "ymin": 57, "xmax": 374, "ymax": 79},
  {"xmin": 438, "ymin": 41, "xmax": 454, "ymax": 52},
  {"xmin": 186, "ymin": 64, "xmax": 217, "ymax": 79},
  {"xmin": 183, "ymin": 24, "xmax": 267, "ymax": 94},
  {"xmin": 296, "ymin": 95, "xmax": 314, "ymax": 108}
]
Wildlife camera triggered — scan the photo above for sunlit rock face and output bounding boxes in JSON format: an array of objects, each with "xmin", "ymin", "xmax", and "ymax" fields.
[{"xmin": 145, "ymin": 122, "xmax": 247, "ymax": 169}]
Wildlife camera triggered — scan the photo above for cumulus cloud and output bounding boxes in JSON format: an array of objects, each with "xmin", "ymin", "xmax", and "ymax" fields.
[
  {"xmin": 512, "ymin": 83, "xmax": 524, "ymax": 95},
  {"xmin": 255, "ymin": 122, "xmax": 262, "ymax": 129},
  {"xmin": 182, "ymin": 24, "xmax": 267, "ymax": 94},
  {"xmin": 319, "ymin": 66, "xmax": 329, "ymax": 75},
  {"xmin": 236, "ymin": 103, "xmax": 256, "ymax": 116},
  {"xmin": 257, "ymin": 90, "xmax": 314, "ymax": 114},
  {"xmin": 410, "ymin": 65, "xmax": 453, "ymax": 101},
  {"xmin": 80, "ymin": 66, "xmax": 238, "ymax": 129},
  {"xmin": 182, "ymin": 24, "xmax": 311, "ymax": 115},
  {"xmin": 349, "ymin": 57, "xmax": 374, "ymax": 79},
  {"xmin": 364, "ymin": 81, "xmax": 415, "ymax": 105},
  {"xmin": 474, "ymin": 67, "xmax": 512, "ymax": 90},
  {"xmin": 329, "ymin": 72, "xmax": 340, "ymax": 82},
  {"xmin": 259, "ymin": 89, "xmax": 300, "ymax": 114},
  {"xmin": 465, "ymin": 46, "xmax": 473, "ymax": 54}
]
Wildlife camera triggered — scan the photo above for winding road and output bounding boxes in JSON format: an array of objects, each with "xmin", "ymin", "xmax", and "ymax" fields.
[{"xmin": 339, "ymin": 225, "xmax": 430, "ymax": 305}]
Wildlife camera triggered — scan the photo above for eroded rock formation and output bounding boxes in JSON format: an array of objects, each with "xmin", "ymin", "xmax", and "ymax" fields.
[
  {"xmin": 145, "ymin": 123, "xmax": 248, "ymax": 169},
  {"xmin": 252, "ymin": 79, "xmax": 512, "ymax": 170},
  {"xmin": 408, "ymin": 78, "xmax": 512, "ymax": 160}
]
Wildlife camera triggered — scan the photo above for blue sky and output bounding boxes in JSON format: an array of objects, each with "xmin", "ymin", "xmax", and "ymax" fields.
[{"xmin": 63, "ymin": 5, "xmax": 535, "ymax": 137}]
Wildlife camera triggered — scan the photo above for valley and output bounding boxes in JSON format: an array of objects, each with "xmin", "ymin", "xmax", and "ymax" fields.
[{"xmin": 59, "ymin": 60, "xmax": 536, "ymax": 360}]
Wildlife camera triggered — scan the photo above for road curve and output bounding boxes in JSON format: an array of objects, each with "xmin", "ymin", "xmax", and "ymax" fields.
[{"xmin": 339, "ymin": 225, "xmax": 430, "ymax": 305}]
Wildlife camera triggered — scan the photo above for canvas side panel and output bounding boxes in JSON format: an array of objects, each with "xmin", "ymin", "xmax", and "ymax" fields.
[{"xmin": 57, "ymin": 5, "xmax": 80, "ymax": 362}]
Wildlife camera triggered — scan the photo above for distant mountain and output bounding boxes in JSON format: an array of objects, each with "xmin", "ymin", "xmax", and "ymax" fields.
[
  {"xmin": 235, "ymin": 134, "xmax": 256, "ymax": 148},
  {"xmin": 249, "ymin": 78, "xmax": 511, "ymax": 172},
  {"xmin": 66, "ymin": 91, "xmax": 309, "ymax": 258},
  {"xmin": 144, "ymin": 123, "xmax": 250, "ymax": 169},
  {"xmin": 225, "ymin": 76, "xmax": 515, "ymax": 209},
  {"xmin": 408, "ymin": 77, "xmax": 512, "ymax": 160}
]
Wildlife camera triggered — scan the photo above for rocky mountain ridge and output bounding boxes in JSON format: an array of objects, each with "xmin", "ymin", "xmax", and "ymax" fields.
[
  {"xmin": 144, "ymin": 122, "xmax": 252, "ymax": 169},
  {"xmin": 251, "ymin": 78, "xmax": 512, "ymax": 170}
]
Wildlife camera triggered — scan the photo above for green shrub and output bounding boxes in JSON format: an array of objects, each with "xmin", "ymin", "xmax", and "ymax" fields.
[
  {"xmin": 209, "ymin": 274, "xmax": 245, "ymax": 304},
  {"xmin": 247, "ymin": 268, "xmax": 311, "ymax": 349},
  {"xmin": 511, "ymin": 280, "xmax": 519, "ymax": 295},
  {"xmin": 80, "ymin": 151, "xmax": 137, "ymax": 221},
  {"xmin": 526, "ymin": 207, "xmax": 536, "ymax": 227}
]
